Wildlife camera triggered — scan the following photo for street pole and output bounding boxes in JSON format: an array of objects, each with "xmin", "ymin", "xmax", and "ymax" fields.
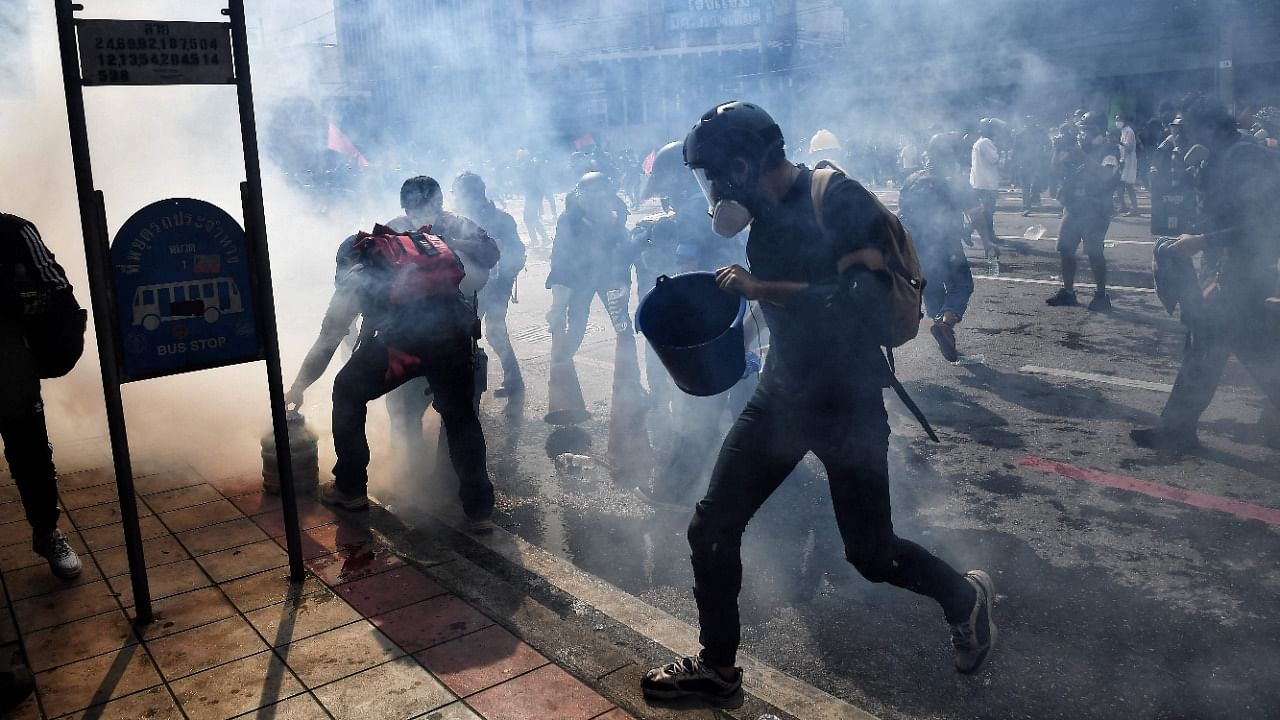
[
  {"xmin": 53, "ymin": 0, "xmax": 153, "ymax": 625},
  {"xmin": 225, "ymin": 0, "xmax": 305, "ymax": 581}
]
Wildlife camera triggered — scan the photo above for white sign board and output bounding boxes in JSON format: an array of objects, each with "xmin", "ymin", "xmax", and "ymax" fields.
[{"xmin": 77, "ymin": 20, "xmax": 234, "ymax": 86}]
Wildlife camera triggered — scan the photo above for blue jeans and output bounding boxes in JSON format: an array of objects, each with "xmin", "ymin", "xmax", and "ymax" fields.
[{"xmin": 921, "ymin": 248, "xmax": 975, "ymax": 321}]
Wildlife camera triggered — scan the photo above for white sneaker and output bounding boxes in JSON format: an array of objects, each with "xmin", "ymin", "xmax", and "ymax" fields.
[{"xmin": 33, "ymin": 530, "xmax": 82, "ymax": 579}]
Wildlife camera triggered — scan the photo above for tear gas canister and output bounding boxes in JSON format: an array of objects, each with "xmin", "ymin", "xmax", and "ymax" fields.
[{"xmin": 261, "ymin": 411, "xmax": 319, "ymax": 495}]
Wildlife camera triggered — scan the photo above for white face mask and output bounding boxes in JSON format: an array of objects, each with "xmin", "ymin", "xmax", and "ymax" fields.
[{"xmin": 710, "ymin": 200, "xmax": 753, "ymax": 238}]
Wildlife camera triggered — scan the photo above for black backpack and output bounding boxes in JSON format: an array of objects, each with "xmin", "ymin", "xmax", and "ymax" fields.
[{"xmin": 1, "ymin": 215, "xmax": 88, "ymax": 378}]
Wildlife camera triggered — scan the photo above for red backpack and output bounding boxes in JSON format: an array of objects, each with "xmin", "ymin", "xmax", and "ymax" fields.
[{"xmin": 353, "ymin": 224, "xmax": 465, "ymax": 303}]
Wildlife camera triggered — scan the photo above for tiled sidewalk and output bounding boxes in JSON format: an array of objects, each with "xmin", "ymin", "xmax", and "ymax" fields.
[{"xmin": 0, "ymin": 461, "xmax": 634, "ymax": 720}]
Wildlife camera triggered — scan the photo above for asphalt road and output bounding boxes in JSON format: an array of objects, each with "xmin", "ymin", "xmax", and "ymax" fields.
[{"xmin": 376, "ymin": 187, "xmax": 1280, "ymax": 720}]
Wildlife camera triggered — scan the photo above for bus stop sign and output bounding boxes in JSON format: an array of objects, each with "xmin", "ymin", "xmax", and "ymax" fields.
[{"xmin": 111, "ymin": 198, "xmax": 261, "ymax": 381}]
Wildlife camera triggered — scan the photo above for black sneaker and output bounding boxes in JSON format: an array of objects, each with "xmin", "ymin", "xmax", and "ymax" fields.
[
  {"xmin": 33, "ymin": 529, "xmax": 82, "ymax": 579},
  {"xmin": 1046, "ymin": 288, "xmax": 1079, "ymax": 306},
  {"xmin": 1088, "ymin": 293, "xmax": 1112, "ymax": 312},
  {"xmin": 493, "ymin": 378, "xmax": 525, "ymax": 398},
  {"xmin": 1130, "ymin": 426, "xmax": 1200, "ymax": 453},
  {"xmin": 951, "ymin": 570, "xmax": 996, "ymax": 674},
  {"xmin": 930, "ymin": 318, "xmax": 959, "ymax": 362},
  {"xmin": 318, "ymin": 483, "xmax": 370, "ymax": 512},
  {"xmin": 641, "ymin": 655, "xmax": 744, "ymax": 708}
]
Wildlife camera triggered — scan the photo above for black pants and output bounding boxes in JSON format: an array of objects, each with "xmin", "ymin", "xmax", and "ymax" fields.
[
  {"xmin": 478, "ymin": 272, "xmax": 520, "ymax": 384},
  {"xmin": 0, "ymin": 392, "xmax": 60, "ymax": 536},
  {"xmin": 689, "ymin": 382, "xmax": 973, "ymax": 667},
  {"xmin": 1162, "ymin": 300, "xmax": 1280, "ymax": 435},
  {"xmin": 332, "ymin": 334, "xmax": 493, "ymax": 519}
]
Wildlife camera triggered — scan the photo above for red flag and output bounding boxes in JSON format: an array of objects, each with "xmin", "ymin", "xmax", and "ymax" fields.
[
  {"xmin": 642, "ymin": 148, "xmax": 657, "ymax": 174},
  {"xmin": 327, "ymin": 123, "xmax": 369, "ymax": 168},
  {"xmin": 573, "ymin": 133, "xmax": 595, "ymax": 151}
]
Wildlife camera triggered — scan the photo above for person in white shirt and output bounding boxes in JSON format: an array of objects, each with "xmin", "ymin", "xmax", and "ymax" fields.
[
  {"xmin": 1115, "ymin": 114, "xmax": 1140, "ymax": 216},
  {"xmin": 970, "ymin": 119, "xmax": 1002, "ymax": 254}
]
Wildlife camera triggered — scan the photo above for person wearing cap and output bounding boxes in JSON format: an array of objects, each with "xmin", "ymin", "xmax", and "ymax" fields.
[
  {"xmin": 1046, "ymin": 112, "xmax": 1120, "ymax": 311},
  {"xmin": 640, "ymin": 102, "xmax": 996, "ymax": 709}
]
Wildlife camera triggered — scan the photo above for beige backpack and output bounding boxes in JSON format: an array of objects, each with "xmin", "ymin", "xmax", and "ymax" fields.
[{"xmin": 810, "ymin": 166, "xmax": 926, "ymax": 348}]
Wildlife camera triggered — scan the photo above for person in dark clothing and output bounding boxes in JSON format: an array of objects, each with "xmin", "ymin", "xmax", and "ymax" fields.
[
  {"xmin": 1046, "ymin": 113, "xmax": 1120, "ymax": 311},
  {"xmin": 545, "ymin": 171, "xmax": 633, "ymax": 363},
  {"xmin": 641, "ymin": 102, "xmax": 996, "ymax": 710},
  {"xmin": 1014, "ymin": 117, "xmax": 1050, "ymax": 215},
  {"xmin": 633, "ymin": 140, "xmax": 760, "ymax": 506},
  {"xmin": 899, "ymin": 132, "xmax": 992, "ymax": 361},
  {"xmin": 287, "ymin": 177, "xmax": 501, "ymax": 532},
  {"xmin": 0, "ymin": 214, "xmax": 83, "ymax": 581},
  {"xmin": 454, "ymin": 171, "xmax": 527, "ymax": 397},
  {"xmin": 1131, "ymin": 99, "xmax": 1280, "ymax": 452},
  {"xmin": 516, "ymin": 148, "xmax": 553, "ymax": 250}
]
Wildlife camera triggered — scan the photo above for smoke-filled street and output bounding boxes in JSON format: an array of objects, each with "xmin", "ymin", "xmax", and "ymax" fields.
[
  {"xmin": 5, "ymin": 1, "xmax": 1280, "ymax": 719},
  {"xmin": 364, "ymin": 189, "xmax": 1280, "ymax": 720}
]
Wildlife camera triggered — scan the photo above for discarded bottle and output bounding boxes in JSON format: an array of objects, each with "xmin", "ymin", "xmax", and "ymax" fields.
[
  {"xmin": 554, "ymin": 453, "xmax": 597, "ymax": 475},
  {"xmin": 987, "ymin": 254, "xmax": 1001, "ymax": 277},
  {"xmin": 261, "ymin": 410, "xmax": 319, "ymax": 495},
  {"xmin": 1022, "ymin": 223, "xmax": 1047, "ymax": 241}
]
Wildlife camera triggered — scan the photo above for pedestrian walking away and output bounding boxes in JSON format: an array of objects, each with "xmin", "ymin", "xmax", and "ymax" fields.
[
  {"xmin": 641, "ymin": 102, "xmax": 996, "ymax": 711},
  {"xmin": 0, "ymin": 212, "xmax": 86, "ymax": 581}
]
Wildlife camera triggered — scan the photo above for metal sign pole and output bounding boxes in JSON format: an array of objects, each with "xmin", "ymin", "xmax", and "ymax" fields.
[
  {"xmin": 226, "ymin": 0, "xmax": 305, "ymax": 581},
  {"xmin": 53, "ymin": 0, "xmax": 153, "ymax": 625}
]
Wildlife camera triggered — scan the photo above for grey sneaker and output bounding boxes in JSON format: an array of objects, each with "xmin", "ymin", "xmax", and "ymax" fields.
[
  {"xmin": 951, "ymin": 570, "xmax": 996, "ymax": 674},
  {"xmin": 641, "ymin": 654, "xmax": 744, "ymax": 708},
  {"xmin": 33, "ymin": 530, "xmax": 82, "ymax": 579},
  {"xmin": 317, "ymin": 483, "xmax": 369, "ymax": 512}
]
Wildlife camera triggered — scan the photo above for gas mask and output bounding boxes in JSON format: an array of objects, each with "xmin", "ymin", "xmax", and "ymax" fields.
[{"xmin": 692, "ymin": 167, "xmax": 755, "ymax": 238}]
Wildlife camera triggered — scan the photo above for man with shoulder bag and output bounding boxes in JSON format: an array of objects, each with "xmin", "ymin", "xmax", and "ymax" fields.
[{"xmin": 641, "ymin": 102, "xmax": 997, "ymax": 709}]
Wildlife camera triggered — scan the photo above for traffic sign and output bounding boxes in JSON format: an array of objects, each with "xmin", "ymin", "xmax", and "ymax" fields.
[
  {"xmin": 110, "ymin": 198, "xmax": 260, "ymax": 380},
  {"xmin": 77, "ymin": 20, "xmax": 234, "ymax": 86}
]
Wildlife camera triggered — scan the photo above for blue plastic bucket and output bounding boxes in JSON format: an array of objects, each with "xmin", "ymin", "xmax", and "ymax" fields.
[{"xmin": 636, "ymin": 272, "xmax": 748, "ymax": 397}]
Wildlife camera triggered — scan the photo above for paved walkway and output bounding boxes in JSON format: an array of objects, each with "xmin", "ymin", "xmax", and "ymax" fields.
[{"xmin": 0, "ymin": 455, "xmax": 633, "ymax": 720}]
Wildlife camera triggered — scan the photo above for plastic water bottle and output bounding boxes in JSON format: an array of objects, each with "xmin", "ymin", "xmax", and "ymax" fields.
[{"xmin": 987, "ymin": 254, "xmax": 1000, "ymax": 277}]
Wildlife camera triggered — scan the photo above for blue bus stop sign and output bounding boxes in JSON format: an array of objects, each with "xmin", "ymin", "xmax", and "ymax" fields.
[{"xmin": 110, "ymin": 198, "xmax": 261, "ymax": 381}]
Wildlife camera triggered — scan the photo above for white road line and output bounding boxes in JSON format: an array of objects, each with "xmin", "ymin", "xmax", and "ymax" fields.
[
  {"xmin": 974, "ymin": 274, "xmax": 1156, "ymax": 294},
  {"xmin": 998, "ymin": 235, "xmax": 1156, "ymax": 247},
  {"xmin": 469, "ymin": 523, "xmax": 880, "ymax": 720},
  {"xmin": 1019, "ymin": 365, "xmax": 1173, "ymax": 392}
]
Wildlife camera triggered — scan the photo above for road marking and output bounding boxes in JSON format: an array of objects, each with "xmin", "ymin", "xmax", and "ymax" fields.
[
  {"xmin": 1018, "ymin": 456, "xmax": 1280, "ymax": 526},
  {"xmin": 1019, "ymin": 365, "xmax": 1172, "ymax": 392},
  {"xmin": 973, "ymin": 275, "xmax": 1156, "ymax": 293},
  {"xmin": 468, "ymin": 523, "xmax": 879, "ymax": 720},
  {"xmin": 1106, "ymin": 239, "xmax": 1157, "ymax": 246}
]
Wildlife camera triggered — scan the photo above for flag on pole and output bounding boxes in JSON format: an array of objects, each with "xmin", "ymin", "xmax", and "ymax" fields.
[
  {"xmin": 642, "ymin": 148, "xmax": 657, "ymax": 174},
  {"xmin": 327, "ymin": 123, "xmax": 369, "ymax": 168},
  {"xmin": 573, "ymin": 133, "xmax": 596, "ymax": 151}
]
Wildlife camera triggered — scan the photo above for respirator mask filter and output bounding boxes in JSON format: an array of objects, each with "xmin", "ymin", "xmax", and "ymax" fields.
[{"xmin": 693, "ymin": 167, "xmax": 753, "ymax": 238}]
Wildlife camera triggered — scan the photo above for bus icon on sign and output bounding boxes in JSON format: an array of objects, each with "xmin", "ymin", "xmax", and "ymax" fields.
[{"xmin": 132, "ymin": 277, "xmax": 244, "ymax": 331}]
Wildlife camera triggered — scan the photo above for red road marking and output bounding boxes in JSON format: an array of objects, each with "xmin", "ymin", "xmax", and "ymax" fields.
[{"xmin": 1017, "ymin": 456, "xmax": 1280, "ymax": 526}]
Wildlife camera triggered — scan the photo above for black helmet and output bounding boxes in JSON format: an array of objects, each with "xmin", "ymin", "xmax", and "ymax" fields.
[
  {"xmin": 683, "ymin": 101, "xmax": 784, "ymax": 173},
  {"xmin": 452, "ymin": 171, "xmax": 487, "ymax": 200},
  {"xmin": 574, "ymin": 171, "xmax": 613, "ymax": 197},
  {"xmin": 641, "ymin": 140, "xmax": 692, "ymax": 200},
  {"xmin": 400, "ymin": 175, "xmax": 441, "ymax": 210}
]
